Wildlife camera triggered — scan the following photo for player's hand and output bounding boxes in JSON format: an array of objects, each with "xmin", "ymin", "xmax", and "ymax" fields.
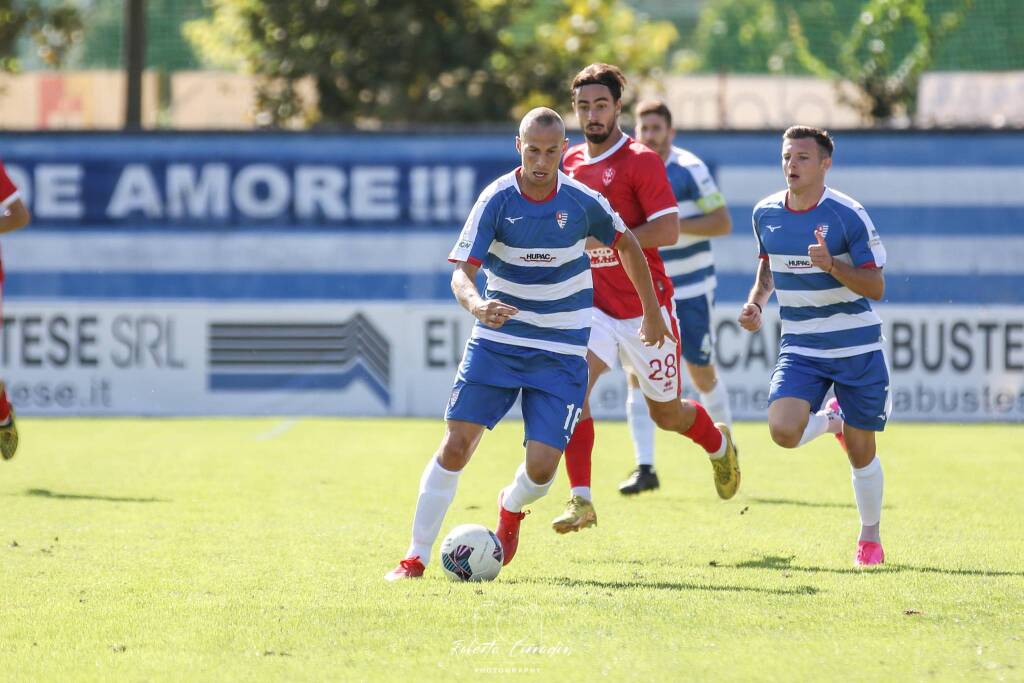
[
  {"xmin": 808, "ymin": 227, "xmax": 834, "ymax": 273},
  {"xmin": 473, "ymin": 299, "xmax": 518, "ymax": 329},
  {"xmin": 738, "ymin": 303, "xmax": 762, "ymax": 332},
  {"xmin": 639, "ymin": 312, "xmax": 675, "ymax": 348}
]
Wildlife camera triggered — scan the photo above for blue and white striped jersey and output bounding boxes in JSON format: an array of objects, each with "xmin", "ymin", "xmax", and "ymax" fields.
[
  {"xmin": 449, "ymin": 169, "xmax": 627, "ymax": 358},
  {"xmin": 658, "ymin": 147, "xmax": 727, "ymax": 300},
  {"xmin": 753, "ymin": 187, "xmax": 887, "ymax": 359}
]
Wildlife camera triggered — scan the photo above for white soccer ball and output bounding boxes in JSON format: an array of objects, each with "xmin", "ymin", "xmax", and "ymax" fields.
[{"xmin": 439, "ymin": 523, "xmax": 503, "ymax": 582}]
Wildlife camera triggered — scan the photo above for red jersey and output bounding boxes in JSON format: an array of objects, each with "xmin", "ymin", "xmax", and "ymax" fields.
[
  {"xmin": 0, "ymin": 160, "xmax": 18, "ymax": 282},
  {"xmin": 563, "ymin": 135, "xmax": 678, "ymax": 319}
]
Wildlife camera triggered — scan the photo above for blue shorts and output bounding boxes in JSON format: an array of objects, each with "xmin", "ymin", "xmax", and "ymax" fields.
[
  {"xmin": 768, "ymin": 350, "xmax": 892, "ymax": 431},
  {"xmin": 445, "ymin": 338, "xmax": 588, "ymax": 451},
  {"xmin": 674, "ymin": 293, "xmax": 714, "ymax": 366}
]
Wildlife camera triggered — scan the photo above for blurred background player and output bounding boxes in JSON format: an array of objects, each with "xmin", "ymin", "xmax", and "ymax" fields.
[
  {"xmin": 554, "ymin": 64, "xmax": 740, "ymax": 535},
  {"xmin": 619, "ymin": 99, "xmax": 735, "ymax": 496},
  {"xmin": 738, "ymin": 126, "xmax": 890, "ymax": 566},
  {"xmin": 385, "ymin": 108, "xmax": 672, "ymax": 580},
  {"xmin": 0, "ymin": 159, "xmax": 31, "ymax": 461}
]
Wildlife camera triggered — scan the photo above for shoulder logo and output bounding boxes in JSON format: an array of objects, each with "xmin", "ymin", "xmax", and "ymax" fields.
[
  {"xmin": 602, "ymin": 167, "xmax": 615, "ymax": 186},
  {"xmin": 555, "ymin": 211, "xmax": 568, "ymax": 229},
  {"xmin": 765, "ymin": 224, "xmax": 782, "ymax": 232},
  {"xmin": 505, "ymin": 216, "xmax": 524, "ymax": 224}
]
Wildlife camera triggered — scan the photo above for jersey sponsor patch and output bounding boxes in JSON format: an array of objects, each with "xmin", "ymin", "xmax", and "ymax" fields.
[{"xmin": 588, "ymin": 247, "xmax": 619, "ymax": 269}]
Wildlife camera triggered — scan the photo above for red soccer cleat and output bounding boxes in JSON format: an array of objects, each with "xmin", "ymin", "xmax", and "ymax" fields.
[
  {"xmin": 496, "ymin": 491, "xmax": 528, "ymax": 566},
  {"xmin": 826, "ymin": 398, "xmax": 848, "ymax": 453},
  {"xmin": 384, "ymin": 556, "xmax": 425, "ymax": 581}
]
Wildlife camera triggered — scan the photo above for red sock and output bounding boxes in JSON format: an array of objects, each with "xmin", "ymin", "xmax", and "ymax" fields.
[
  {"xmin": 0, "ymin": 388, "xmax": 10, "ymax": 423},
  {"xmin": 564, "ymin": 417, "xmax": 594, "ymax": 489},
  {"xmin": 683, "ymin": 401, "xmax": 723, "ymax": 454}
]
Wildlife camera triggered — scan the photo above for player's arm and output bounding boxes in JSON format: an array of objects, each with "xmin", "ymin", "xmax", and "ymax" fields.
[
  {"xmin": 738, "ymin": 257, "xmax": 774, "ymax": 332},
  {"xmin": 678, "ymin": 205, "xmax": 731, "ymax": 238},
  {"xmin": 614, "ymin": 230, "xmax": 675, "ymax": 347},
  {"xmin": 808, "ymin": 226, "xmax": 885, "ymax": 301},
  {"xmin": 0, "ymin": 197, "xmax": 30, "ymax": 233},
  {"xmin": 629, "ymin": 211, "xmax": 679, "ymax": 248},
  {"xmin": 451, "ymin": 262, "xmax": 518, "ymax": 329}
]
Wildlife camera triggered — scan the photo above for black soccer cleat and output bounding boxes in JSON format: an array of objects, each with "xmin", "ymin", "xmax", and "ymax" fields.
[{"xmin": 618, "ymin": 468, "xmax": 660, "ymax": 495}]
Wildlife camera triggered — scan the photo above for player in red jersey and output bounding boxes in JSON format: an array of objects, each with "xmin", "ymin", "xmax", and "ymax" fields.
[
  {"xmin": 552, "ymin": 64, "xmax": 740, "ymax": 533},
  {"xmin": 0, "ymin": 159, "xmax": 31, "ymax": 461}
]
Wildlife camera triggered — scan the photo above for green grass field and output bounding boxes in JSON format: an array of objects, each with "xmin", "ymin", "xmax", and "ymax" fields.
[{"xmin": 2, "ymin": 418, "xmax": 1022, "ymax": 681}]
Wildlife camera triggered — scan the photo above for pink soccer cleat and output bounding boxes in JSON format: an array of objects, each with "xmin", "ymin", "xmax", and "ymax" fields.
[
  {"xmin": 855, "ymin": 541, "xmax": 885, "ymax": 566},
  {"xmin": 496, "ymin": 491, "xmax": 528, "ymax": 566},
  {"xmin": 384, "ymin": 556, "xmax": 425, "ymax": 581},
  {"xmin": 826, "ymin": 398, "xmax": 847, "ymax": 453}
]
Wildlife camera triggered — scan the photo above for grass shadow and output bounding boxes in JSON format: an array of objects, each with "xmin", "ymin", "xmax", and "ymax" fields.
[
  {"xmin": 750, "ymin": 497, "xmax": 856, "ymax": 509},
  {"xmin": 728, "ymin": 554, "xmax": 1023, "ymax": 577},
  {"xmin": 507, "ymin": 575, "xmax": 818, "ymax": 596},
  {"xmin": 23, "ymin": 488, "xmax": 169, "ymax": 504}
]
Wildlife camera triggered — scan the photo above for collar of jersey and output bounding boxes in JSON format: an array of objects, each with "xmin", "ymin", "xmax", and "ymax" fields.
[
  {"xmin": 785, "ymin": 185, "xmax": 830, "ymax": 213},
  {"xmin": 513, "ymin": 167, "xmax": 563, "ymax": 202},
  {"xmin": 582, "ymin": 132, "xmax": 629, "ymax": 164}
]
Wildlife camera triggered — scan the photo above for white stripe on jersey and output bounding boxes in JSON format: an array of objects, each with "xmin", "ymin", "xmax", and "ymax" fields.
[
  {"xmin": 663, "ymin": 250, "xmax": 714, "ymax": 278},
  {"xmin": 775, "ymin": 287, "xmax": 865, "ymax": 308},
  {"xmin": 676, "ymin": 199, "xmax": 700, "ymax": 218},
  {"xmin": 472, "ymin": 327, "xmax": 588, "ymax": 358},
  {"xmin": 782, "ymin": 310, "xmax": 883, "ymax": 336},
  {"xmin": 783, "ymin": 341, "xmax": 883, "ymax": 359},
  {"xmin": 512, "ymin": 307, "xmax": 594, "ymax": 330},
  {"xmin": 768, "ymin": 252, "xmax": 854, "ymax": 275},
  {"xmin": 0, "ymin": 189, "xmax": 21, "ymax": 210},
  {"xmin": 673, "ymin": 277, "xmax": 719, "ymax": 301},
  {"xmin": 484, "ymin": 268, "xmax": 593, "ymax": 302},
  {"xmin": 488, "ymin": 238, "xmax": 587, "ymax": 268}
]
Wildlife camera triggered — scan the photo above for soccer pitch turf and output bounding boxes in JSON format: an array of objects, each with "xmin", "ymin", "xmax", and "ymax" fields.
[{"xmin": 2, "ymin": 418, "xmax": 1022, "ymax": 681}]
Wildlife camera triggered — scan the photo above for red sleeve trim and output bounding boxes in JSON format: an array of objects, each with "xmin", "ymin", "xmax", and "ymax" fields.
[
  {"xmin": 610, "ymin": 230, "xmax": 624, "ymax": 248},
  {"xmin": 449, "ymin": 256, "xmax": 483, "ymax": 266},
  {"xmin": 858, "ymin": 262, "xmax": 878, "ymax": 269},
  {"xmin": 759, "ymin": 254, "xmax": 769, "ymax": 260}
]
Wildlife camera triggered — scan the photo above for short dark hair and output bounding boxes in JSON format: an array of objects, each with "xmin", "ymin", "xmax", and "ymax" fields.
[
  {"xmin": 783, "ymin": 125, "xmax": 834, "ymax": 157},
  {"xmin": 635, "ymin": 99, "xmax": 672, "ymax": 128},
  {"xmin": 571, "ymin": 63, "xmax": 627, "ymax": 103}
]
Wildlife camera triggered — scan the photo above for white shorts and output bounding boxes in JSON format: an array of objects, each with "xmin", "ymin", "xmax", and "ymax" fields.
[{"xmin": 589, "ymin": 304, "xmax": 682, "ymax": 402}]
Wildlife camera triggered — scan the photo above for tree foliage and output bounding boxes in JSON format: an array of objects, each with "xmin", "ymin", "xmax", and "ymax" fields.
[
  {"xmin": 689, "ymin": 0, "xmax": 974, "ymax": 124},
  {"xmin": 184, "ymin": 0, "xmax": 677, "ymax": 127},
  {"xmin": 0, "ymin": 0, "xmax": 81, "ymax": 72}
]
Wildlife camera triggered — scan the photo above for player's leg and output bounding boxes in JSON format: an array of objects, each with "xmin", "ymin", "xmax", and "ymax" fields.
[
  {"xmin": 619, "ymin": 371, "xmax": 659, "ymax": 495},
  {"xmin": 553, "ymin": 350, "xmax": 606, "ymax": 533},
  {"xmin": 386, "ymin": 376, "xmax": 518, "ymax": 580},
  {"xmin": 0, "ymin": 284, "xmax": 16, "ymax": 461},
  {"xmin": 766, "ymin": 353, "xmax": 834, "ymax": 449},
  {"xmin": 833, "ymin": 351, "xmax": 891, "ymax": 566},
  {"xmin": 681, "ymin": 293, "xmax": 732, "ymax": 429},
  {"xmin": 623, "ymin": 304, "xmax": 740, "ymax": 499},
  {"xmin": 0, "ymin": 380, "xmax": 17, "ymax": 461}
]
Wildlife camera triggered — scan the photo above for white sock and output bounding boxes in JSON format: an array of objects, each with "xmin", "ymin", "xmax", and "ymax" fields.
[
  {"xmin": 797, "ymin": 411, "xmax": 830, "ymax": 447},
  {"xmin": 502, "ymin": 463, "xmax": 554, "ymax": 513},
  {"xmin": 405, "ymin": 456, "xmax": 461, "ymax": 566},
  {"xmin": 851, "ymin": 456, "xmax": 884, "ymax": 541},
  {"xmin": 627, "ymin": 383, "xmax": 655, "ymax": 467},
  {"xmin": 570, "ymin": 486, "xmax": 592, "ymax": 501},
  {"xmin": 699, "ymin": 378, "xmax": 733, "ymax": 430}
]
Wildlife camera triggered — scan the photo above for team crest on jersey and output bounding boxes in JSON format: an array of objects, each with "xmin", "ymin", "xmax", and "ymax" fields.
[
  {"xmin": 816, "ymin": 224, "xmax": 830, "ymax": 237},
  {"xmin": 555, "ymin": 211, "xmax": 568, "ymax": 229},
  {"xmin": 602, "ymin": 167, "xmax": 615, "ymax": 186}
]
